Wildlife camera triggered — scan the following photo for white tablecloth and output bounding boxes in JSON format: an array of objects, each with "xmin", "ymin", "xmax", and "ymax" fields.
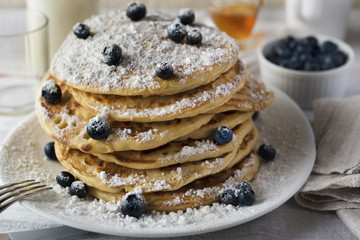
[{"xmin": 1, "ymin": 9, "xmax": 360, "ymax": 240}]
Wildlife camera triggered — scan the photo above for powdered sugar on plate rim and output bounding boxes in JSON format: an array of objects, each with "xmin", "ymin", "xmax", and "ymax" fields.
[{"xmin": 0, "ymin": 87, "xmax": 315, "ymax": 238}]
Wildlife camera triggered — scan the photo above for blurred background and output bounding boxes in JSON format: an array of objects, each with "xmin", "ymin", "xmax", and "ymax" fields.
[{"xmin": 1, "ymin": 0, "xmax": 360, "ymax": 10}]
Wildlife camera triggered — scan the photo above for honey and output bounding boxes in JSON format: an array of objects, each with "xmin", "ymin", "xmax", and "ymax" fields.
[{"xmin": 209, "ymin": 2, "xmax": 259, "ymax": 40}]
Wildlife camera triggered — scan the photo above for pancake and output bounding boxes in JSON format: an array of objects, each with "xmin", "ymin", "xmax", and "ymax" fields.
[
  {"xmin": 209, "ymin": 74, "xmax": 274, "ymax": 113},
  {"xmin": 36, "ymin": 82, "xmax": 217, "ymax": 153},
  {"xmin": 36, "ymin": 80, "xmax": 256, "ymax": 153},
  {"xmin": 52, "ymin": 61, "xmax": 245, "ymax": 122},
  {"xmin": 175, "ymin": 111, "xmax": 253, "ymax": 141},
  {"xmin": 92, "ymin": 119, "xmax": 253, "ymax": 169},
  {"xmin": 51, "ymin": 11, "xmax": 239, "ymax": 96},
  {"xmin": 89, "ymin": 152, "xmax": 259, "ymax": 212},
  {"xmin": 55, "ymin": 127, "xmax": 258, "ymax": 194}
]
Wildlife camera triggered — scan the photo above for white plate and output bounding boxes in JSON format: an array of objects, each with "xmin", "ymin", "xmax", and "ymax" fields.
[{"xmin": 0, "ymin": 87, "xmax": 315, "ymax": 238}]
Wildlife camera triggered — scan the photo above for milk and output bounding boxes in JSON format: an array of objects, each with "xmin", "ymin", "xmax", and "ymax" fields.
[{"xmin": 26, "ymin": 0, "xmax": 99, "ymax": 63}]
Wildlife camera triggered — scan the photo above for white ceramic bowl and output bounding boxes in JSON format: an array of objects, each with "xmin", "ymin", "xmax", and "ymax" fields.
[{"xmin": 258, "ymin": 35, "xmax": 355, "ymax": 109}]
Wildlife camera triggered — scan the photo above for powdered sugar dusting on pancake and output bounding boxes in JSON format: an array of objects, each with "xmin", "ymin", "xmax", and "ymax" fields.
[{"xmin": 50, "ymin": 11, "xmax": 239, "ymax": 95}]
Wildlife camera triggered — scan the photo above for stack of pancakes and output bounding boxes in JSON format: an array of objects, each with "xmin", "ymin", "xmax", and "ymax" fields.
[{"xmin": 36, "ymin": 10, "xmax": 274, "ymax": 211}]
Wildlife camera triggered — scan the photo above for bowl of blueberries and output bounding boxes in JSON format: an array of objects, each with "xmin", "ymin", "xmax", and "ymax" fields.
[{"xmin": 258, "ymin": 35, "xmax": 354, "ymax": 109}]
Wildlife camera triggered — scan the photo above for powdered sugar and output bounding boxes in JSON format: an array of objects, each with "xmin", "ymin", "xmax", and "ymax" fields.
[
  {"xmin": 91, "ymin": 112, "xmax": 108, "ymax": 123},
  {"xmin": 42, "ymin": 80, "xmax": 59, "ymax": 94},
  {"xmin": 160, "ymin": 139, "xmax": 219, "ymax": 162},
  {"xmin": 98, "ymin": 171, "xmax": 172, "ymax": 192},
  {"xmin": 51, "ymin": 10, "xmax": 238, "ymax": 94},
  {"xmin": 89, "ymin": 75, "xmax": 242, "ymax": 119},
  {"xmin": 37, "ymin": 96, "xmax": 167, "ymax": 145},
  {"xmin": 71, "ymin": 180, "xmax": 86, "ymax": 189}
]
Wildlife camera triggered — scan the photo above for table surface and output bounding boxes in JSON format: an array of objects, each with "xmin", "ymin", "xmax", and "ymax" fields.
[{"xmin": 1, "ymin": 9, "xmax": 360, "ymax": 240}]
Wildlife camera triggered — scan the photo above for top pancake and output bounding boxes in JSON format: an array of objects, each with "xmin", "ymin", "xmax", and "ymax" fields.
[{"xmin": 51, "ymin": 10, "xmax": 239, "ymax": 96}]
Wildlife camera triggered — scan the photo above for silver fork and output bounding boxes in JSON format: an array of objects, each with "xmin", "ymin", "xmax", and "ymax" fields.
[{"xmin": 0, "ymin": 180, "xmax": 52, "ymax": 213}]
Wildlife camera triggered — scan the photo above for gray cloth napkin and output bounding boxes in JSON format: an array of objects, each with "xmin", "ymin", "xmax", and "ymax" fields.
[{"xmin": 295, "ymin": 96, "xmax": 360, "ymax": 239}]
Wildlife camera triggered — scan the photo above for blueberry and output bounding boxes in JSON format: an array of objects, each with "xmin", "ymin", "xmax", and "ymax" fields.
[
  {"xmin": 282, "ymin": 36, "xmax": 296, "ymax": 50},
  {"xmin": 126, "ymin": 2, "xmax": 146, "ymax": 21},
  {"xmin": 320, "ymin": 54, "xmax": 335, "ymax": 70},
  {"xmin": 234, "ymin": 181, "xmax": 253, "ymax": 191},
  {"xmin": 283, "ymin": 35, "xmax": 295, "ymax": 43},
  {"xmin": 186, "ymin": 29, "xmax": 202, "ymax": 45},
  {"xmin": 219, "ymin": 189, "xmax": 238, "ymax": 206},
  {"xmin": 56, "ymin": 171, "xmax": 75, "ymax": 188},
  {"xmin": 69, "ymin": 181, "xmax": 88, "ymax": 198},
  {"xmin": 258, "ymin": 144, "xmax": 276, "ymax": 161},
  {"xmin": 121, "ymin": 193, "xmax": 147, "ymax": 218},
  {"xmin": 332, "ymin": 51, "xmax": 348, "ymax": 67},
  {"xmin": 44, "ymin": 142, "xmax": 57, "ymax": 160},
  {"xmin": 167, "ymin": 23, "xmax": 186, "ymax": 43},
  {"xmin": 298, "ymin": 53, "xmax": 309, "ymax": 62},
  {"xmin": 289, "ymin": 56, "xmax": 303, "ymax": 70},
  {"xmin": 265, "ymin": 54, "xmax": 279, "ymax": 65},
  {"xmin": 322, "ymin": 41, "xmax": 338, "ymax": 53},
  {"xmin": 178, "ymin": 8, "xmax": 195, "ymax": 25},
  {"xmin": 214, "ymin": 126, "xmax": 233, "ymax": 145},
  {"xmin": 73, "ymin": 23, "xmax": 90, "ymax": 39},
  {"xmin": 295, "ymin": 42, "xmax": 312, "ymax": 54},
  {"xmin": 235, "ymin": 182, "xmax": 255, "ymax": 206},
  {"xmin": 87, "ymin": 117, "xmax": 111, "ymax": 140},
  {"xmin": 305, "ymin": 36, "xmax": 319, "ymax": 48},
  {"xmin": 155, "ymin": 63, "xmax": 174, "ymax": 79},
  {"xmin": 274, "ymin": 44, "xmax": 291, "ymax": 58},
  {"xmin": 102, "ymin": 44, "xmax": 122, "ymax": 66},
  {"xmin": 304, "ymin": 61, "xmax": 320, "ymax": 71},
  {"xmin": 41, "ymin": 80, "xmax": 62, "ymax": 104},
  {"xmin": 252, "ymin": 111, "xmax": 259, "ymax": 121}
]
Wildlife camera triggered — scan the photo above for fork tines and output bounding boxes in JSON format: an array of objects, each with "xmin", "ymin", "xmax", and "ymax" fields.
[{"xmin": 0, "ymin": 180, "xmax": 52, "ymax": 213}]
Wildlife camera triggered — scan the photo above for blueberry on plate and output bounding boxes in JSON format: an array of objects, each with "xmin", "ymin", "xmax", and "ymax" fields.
[
  {"xmin": 87, "ymin": 116, "xmax": 111, "ymax": 140},
  {"xmin": 234, "ymin": 182, "xmax": 255, "ymax": 206},
  {"xmin": 258, "ymin": 144, "xmax": 276, "ymax": 161},
  {"xmin": 69, "ymin": 181, "xmax": 88, "ymax": 198},
  {"xmin": 167, "ymin": 23, "xmax": 186, "ymax": 43},
  {"xmin": 44, "ymin": 142, "xmax": 57, "ymax": 160},
  {"xmin": 126, "ymin": 2, "xmax": 146, "ymax": 21},
  {"xmin": 102, "ymin": 44, "xmax": 122, "ymax": 66},
  {"xmin": 121, "ymin": 193, "xmax": 147, "ymax": 218},
  {"xmin": 73, "ymin": 23, "xmax": 90, "ymax": 39},
  {"xmin": 186, "ymin": 29, "xmax": 202, "ymax": 45},
  {"xmin": 56, "ymin": 171, "xmax": 75, "ymax": 188},
  {"xmin": 155, "ymin": 63, "xmax": 174, "ymax": 79},
  {"xmin": 234, "ymin": 181, "xmax": 252, "ymax": 191},
  {"xmin": 219, "ymin": 189, "xmax": 238, "ymax": 206},
  {"xmin": 41, "ymin": 80, "xmax": 62, "ymax": 104},
  {"xmin": 178, "ymin": 8, "xmax": 195, "ymax": 25},
  {"xmin": 214, "ymin": 126, "xmax": 233, "ymax": 145}
]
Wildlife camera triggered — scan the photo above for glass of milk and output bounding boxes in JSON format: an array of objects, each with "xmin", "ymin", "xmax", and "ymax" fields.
[
  {"xmin": 0, "ymin": 9, "xmax": 48, "ymax": 115},
  {"xmin": 26, "ymin": 0, "xmax": 99, "ymax": 62}
]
